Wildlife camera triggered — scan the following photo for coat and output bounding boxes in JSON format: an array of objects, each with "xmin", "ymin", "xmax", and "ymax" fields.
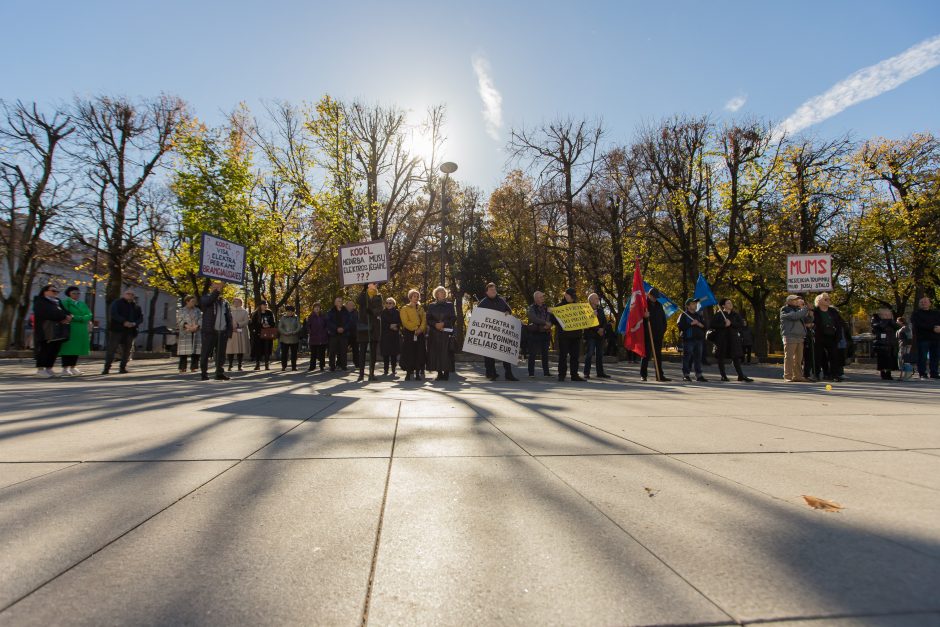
[
  {"xmin": 326, "ymin": 306, "xmax": 353, "ymax": 337},
  {"xmin": 380, "ymin": 308, "xmax": 402, "ymax": 356},
  {"xmin": 526, "ymin": 303, "xmax": 552, "ymax": 335},
  {"xmin": 109, "ymin": 298, "xmax": 142, "ymax": 335},
  {"xmin": 709, "ymin": 309, "xmax": 744, "ymax": 360},
  {"xmin": 250, "ymin": 310, "xmax": 276, "ymax": 336},
  {"xmin": 176, "ymin": 306, "xmax": 203, "ymax": 355},
  {"xmin": 59, "ymin": 297, "xmax": 93, "ymax": 356},
  {"xmin": 644, "ymin": 299, "xmax": 667, "ymax": 341},
  {"xmin": 199, "ymin": 291, "xmax": 233, "ymax": 339},
  {"xmin": 780, "ymin": 305, "xmax": 809, "ymax": 340},
  {"xmin": 400, "ymin": 303, "xmax": 427, "ymax": 334},
  {"xmin": 277, "ymin": 314, "xmax": 301, "ymax": 344},
  {"xmin": 584, "ymin": 306, "xmax": 609, "ymax": 340},
  {"xmin": 426, "ymin": 300, "xmax": 456, "ymax": 372},
  {"xmin": 399, "ymin": 303, "xmax": 427, "ymax": 372},
  {"xmin": 871, "ymin": 315, "xmax": 899, "ymax": 371},
  {"xmin": 226, "ymin": 306, "xmax": 251, "ymax": 354},
  {"xmin": 33, "ymin": 295, "xmax": 69, "ymax": 343},
  {"xmin": 305, "ymin": 312, "xmax": 328, "ymax": 346},
  {"xmin": 678, "ymin": 310, "xmax": 706, "ymax": 341},
  {"xmin": 356, "ymin": 289, "xmax": 383, "ymax": 344}
]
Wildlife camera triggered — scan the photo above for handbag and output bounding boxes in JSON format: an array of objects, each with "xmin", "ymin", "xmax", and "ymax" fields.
[
  {"xmin": 43, "ymin": 320, "xmax": 71, "ymax": 343},
  {"xmin": 259, "ymin": 327, "xmax": 278, "ymax": 340}
]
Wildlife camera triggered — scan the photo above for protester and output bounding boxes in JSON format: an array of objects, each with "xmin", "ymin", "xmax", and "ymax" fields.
[
  {"xmin": 583, "ymin": 293, "xmax": 611, "ymax": 379},
  {"xmin": 526, "ymin": 291, "xmax": 552, "ymax": 377},
  {"xmin": 326, "ymin": 297, "xmax": 351, "ymax": 371},
  {"xmin": 426, "ymin": 286, "xmax": 456, "ymax": 381},
  {"xmin": 780, "ymin": 295, "xmax": 811, "ymax": 382},
  {"xmin": 477, "ymin": 282, "xmax": 519, "ymax": 381},
  {"xmin": 305, "ymin": 303, "xmax": 328, "ymax": 372},
  {"xmin": 812, "ymin": 292, "xmax": 847, "ymax": 382},
  {"xmin": 277, "ymin": 305, "xmax": 301, "ymax": 371},
  {"xmin": 103, "ymin": 288, "xmax": 142, "ymax": 375},
  {"xmin": 226, "ymin": 297, "xmax": 251, "ymax": 371},
  {"xmin": 871, "ymin": 308, "xmax": 900, "ymax": 381},
  {"xmin": 250, "ymin": 300, "xmax": 276, "ymax": 371},
  {"xmin": 911, "ymin": 296, "xmax": 940, "ymax": 380},
  {"xmin": 552, "ymin": 288, "xmax": 584, "ymax": 382},
  {"xmin": 709, "ymin": 298, "xmax": 753, "ymax": 382},
  {"xmin": 802, "ymin": 309, "xmax": 817, "ymax": 381},
  {"xmin": 739, "ymin": 316, "xmax": 754, "ymax": 364},
  {"xmin": 199, "ymin": 282, "xmax": 233, "ymax": 381},
  {"xmin": 678, "ymin": 298, "xmax": 707, "ymax": 382},
  {"xmin": 380, "ymin": 297, "xmax": 401, "ymax": 376},
  {"xmin": 640, "ymin": 288, "xmax": 669, "ymax": 382},
  {"xmin": 897, "ymin": 316, "xmax": 914, "ymax": 380},
  {"xmin": 32, "ymin": 285, "xmax": 71, "ymax": 378},
  {"xmin": 58, "ymin": 286, "xmax": 92, "ymax": 376},
  {"xmin": 176, "ymin": 296, "xmax": 202, "ymax": 373},
  {"xmin": 356, "ymin": 284, "xmax": 383, "ymax": 382},
  {"xmin": 399, "ymin": 289, "xmax": 427, "ymax": 381}
]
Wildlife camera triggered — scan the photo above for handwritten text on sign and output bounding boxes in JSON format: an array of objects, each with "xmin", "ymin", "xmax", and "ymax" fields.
[
  {"xmin": 463, "ymin": 307, "xmax": 522, "ymax": 362},
  {"xmin": 787, "ymin": 253, "xmax": 832, "ymax": 292},
  {"xmin": 550, "ymin": 302, "xmax": 598, "ymax": 331},
  {"xmin": 199, "ymin": 233, "xmax": 246, "ymax": 284},
  {"xmin": 339, "ymin": 240, "xmax": 389, "ymax": 286}
]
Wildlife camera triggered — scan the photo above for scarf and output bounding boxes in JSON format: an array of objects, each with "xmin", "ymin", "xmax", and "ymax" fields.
[{"xmin": 214, "ymin": 299, "xmax": 228, "ymax": 332}]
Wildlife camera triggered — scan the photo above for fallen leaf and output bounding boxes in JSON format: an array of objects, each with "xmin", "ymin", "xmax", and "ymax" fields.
[
  {"xmin": 644, "ymin": 487, "xmax": 660, "ymax": 498},
  {"xmin": 802, "ymin": 495, "xmax": 843, "ymax": 512}
]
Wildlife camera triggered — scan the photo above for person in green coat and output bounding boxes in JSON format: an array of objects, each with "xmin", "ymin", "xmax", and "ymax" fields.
[{"xmin": 58, "ymin": 286, "xmax": 93, "ymax": 376}]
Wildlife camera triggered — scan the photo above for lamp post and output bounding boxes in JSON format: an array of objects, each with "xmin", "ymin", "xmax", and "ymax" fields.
[{"xmin": 439, "ymin": 161, "xmax": 458, "ymax": 288}]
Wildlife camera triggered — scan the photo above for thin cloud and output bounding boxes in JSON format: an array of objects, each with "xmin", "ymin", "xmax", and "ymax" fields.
[
  {"xmin": 725, "ymin": 95, "xmax": 747, "ymax": 113},
  {"xmin": 472, "ymin": 54, "xmax": 503, "ymax": 140},
  {"xmin": 776, "ymin": 33, "xmax": 940, "ymax": 138}
]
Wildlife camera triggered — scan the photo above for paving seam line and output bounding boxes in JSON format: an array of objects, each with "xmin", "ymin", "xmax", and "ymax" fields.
[
  {"xmin": 722, "ymin": 414, "xmax": 909, "ymax": 450},
  {"xmin": 0, "ymin": 400, "xmax": 336, "ymax": 615},
  {"xmin": 481, "ymin": 415, "xmax": 738, "ymax": 624},
  {"xmin": 0, "ymin": 462, "xmax": 83, "ymax": 492},
  {"xmin": 360, "ymin": 400, "xmax": 401, "ymax": 627}
]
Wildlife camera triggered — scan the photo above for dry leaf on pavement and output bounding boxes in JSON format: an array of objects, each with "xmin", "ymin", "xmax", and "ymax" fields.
[{"xmin": 802, "ymin": 495, "xmax": 843, "ymax": 512}]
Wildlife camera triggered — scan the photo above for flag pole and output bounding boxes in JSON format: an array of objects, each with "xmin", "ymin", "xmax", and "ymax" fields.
[{"xmin": 646, "ymin": 319, "xmax": 662, "ymax": 381}]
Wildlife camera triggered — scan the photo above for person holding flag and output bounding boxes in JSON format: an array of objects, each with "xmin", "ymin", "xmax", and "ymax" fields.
[
  {"xmin": 640, "ymin": 287, "xmax": 670, "ymax": 382},
  {"xmin": 708, "ymin": 297, "xmax": 753, "ymax": 382},
  {"xmin": 677, "ymin": 298, "xmax": 708, "ymax": 382},
  {"xmin": 623, "ymin": 259, "xmax": 655, "ymax": 378}
]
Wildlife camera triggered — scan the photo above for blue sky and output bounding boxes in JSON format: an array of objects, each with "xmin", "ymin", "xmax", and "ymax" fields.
[{"xmin": 3, "ymin": 0, "xmax": 938, "ymax": 189}]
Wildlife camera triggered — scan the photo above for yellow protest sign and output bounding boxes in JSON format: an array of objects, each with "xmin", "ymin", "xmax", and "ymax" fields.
[{"xmin": 549, "ymin": 303, "xmax": 598, "ymax": 331}]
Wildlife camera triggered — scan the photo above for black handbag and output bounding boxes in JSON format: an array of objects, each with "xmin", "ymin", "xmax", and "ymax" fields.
[{"xmin": 43, "ymin": 320, "xmax": 70, "ymax": 343}]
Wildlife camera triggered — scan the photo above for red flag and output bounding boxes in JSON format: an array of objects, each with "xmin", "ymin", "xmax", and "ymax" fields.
[{"xmin": 623, "ymin": 258, "xmax": 648, "ymax": 358}]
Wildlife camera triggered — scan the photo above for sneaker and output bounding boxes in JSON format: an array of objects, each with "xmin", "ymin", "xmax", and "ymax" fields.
[
  {"xmin": 36, "ymin": 368, "xmax": 53, "ymax": 378},
  {"xmin": 738, "ymin": 376, "xmax": 754, "ymax": 382},
  {"xmin": 682, "ymin": 375, "xmax": 693, "ymax": 382},
  {"xmin": 70, "ymin": 367, "xmax": 82, "ymax": 376},
  {"xmin": 59, "ymin": 369, "xmax": 72, "ymax": 377}
]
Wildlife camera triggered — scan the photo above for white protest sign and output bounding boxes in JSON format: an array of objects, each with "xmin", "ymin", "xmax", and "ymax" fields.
[
  {"xmin": 462, "ymin": 306, "xmax": 522, "ymax": 363},
  {"xmin": 787, "ymin": 253, "xmax": 832, "ymax": 292},
  {"xmin": 339, "ymin": 240, "xmax": 389, "ymax": 286},
  {"xmin": 199, "ymin": 233, "xmax": 246, "ymax": 284}
]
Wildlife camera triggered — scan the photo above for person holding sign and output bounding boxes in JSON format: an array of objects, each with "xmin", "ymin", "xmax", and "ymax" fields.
[
  {"xmin": 583, "ymin": 293, "xmax": 611, "ymax": 379},
  {"xmin": 551, "ymin": 288, "xmax": 585, "ymax": 382},
  {"xmin": 356, "ymin": 283, "xmax": 383, "ymax": 382},
  {"xmin": 399, "ymin": 289, "xmax": 427, "ymax": 381},
  {"xmin": 380, "ymin": 297, "xmax": 402, "ymax": 377},
  {"xmin": 526, "ymin": 291, "xmax": 552, "ymax": 377},
  {"xmin": 478, "ymin": 283, "xmax": 519, "ymax": 381},
  {"xmin": 198, "ymin": 282, "xmax": 233, "ymax": 381},
  {"xmin": 326, "ymin": 297, "xmax": 351, "ymax": 371},
  {"xmin": 426, "ymin": 286, "xmax": 456, "ymax": 381}
]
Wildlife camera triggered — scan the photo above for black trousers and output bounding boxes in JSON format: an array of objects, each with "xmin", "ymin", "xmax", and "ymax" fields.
[
  {"xmin": 558, "ymin": 336, "xmax": 580, "ymax": 378},
  {"xmin": 329, "ymin": 335, "xmax": 348, "ymax": 369},
  {"xmin": 358, "ymin": 342, "xmax": 377, "ymax": 376},
  {"xmin": 383, "ymin": 354, "xmax": 398, "ymax": 373},
  {"xmin": 309, "ymin": 344, "xmax": 326, "ymax": 370},
  {"xmin": 226, "ymin": 352, "xmax": 244, "ymax": 369},
  {"xmin": 254, "ymin": 339, "xmax": 273, "ymax": 366},
  {"xmin": 104, "ymin": 331, "xmax": 134, "ymax": 372},
  {"xmin": 640, "ymin": 335, "xmax": 665, "ymax": 379},
  {"xmin": 814, "ymin": 335, "xmax": 842, "ymax": 378},
  {"xmin": 35, "ymin": 340, "xmax": 61, "ymax": 368},
  {"xmin": 281, "ymin": 343, "xmax": 298, "ymax": 369},
  {"xmin": 201, "ymin": 332, "xmax": 226, "ymax": 377},
  {"xmin": 484, "ymin": 356, "xmax": 513, "ymax": 377},
  {"xmin": 717, "ymin": 357, "xmax": 745, "ymax": 379},
  {"xmin": 179, "ymin": 354, "xmax": 199, "ymax": 370},
  {"xmin": 528, "ymin": 333, "xmax": 550, "ymax": 375},
  {"xmin": 61, "ymin": 354, "xmax": 79, "ymax": 368}
]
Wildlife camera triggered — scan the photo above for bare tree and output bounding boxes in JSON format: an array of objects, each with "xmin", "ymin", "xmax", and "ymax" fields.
[
  {"xmin": 0, "ymin": 101, "xmax": 75, "ymax": 349},
  {"xmin": 509, "ymin": 118, "xmax": 604, "ymax": 286}
]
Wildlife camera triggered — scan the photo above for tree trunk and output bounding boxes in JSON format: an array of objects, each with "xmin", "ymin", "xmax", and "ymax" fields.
[{"xmin": 145, "ymin": 285, "xmax": 159, "ymax": 351}]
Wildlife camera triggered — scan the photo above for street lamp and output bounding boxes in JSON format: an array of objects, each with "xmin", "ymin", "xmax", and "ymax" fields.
[{"xmin": 439, "ymin": 161, "xmax": 458, "ymax": 288}]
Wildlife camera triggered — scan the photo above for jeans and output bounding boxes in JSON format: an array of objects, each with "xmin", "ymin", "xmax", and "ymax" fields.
[
  {"xmin": 583, "ymin": 336, "xmax": 605, "ymax": 376},
  {"xmin": 528, "ymin": 333, "xmax": 550, "ymax": 375},
  {"xmin": 917, "ymin": 339, "xmax": 940, "ymax": 377},
  {"xmin": 682, "ymin": 339, "xmax": 704, "ymax": 377},
  {"xmin": 104, "ymin": 331, "xmax": 134, "ymax": 372}
]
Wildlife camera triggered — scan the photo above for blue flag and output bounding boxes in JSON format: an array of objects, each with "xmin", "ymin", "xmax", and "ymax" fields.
[
  {"xmin": 618, "ymin": 281, "xmax": 679, "ymax": 333},
  {"xmin": 694, "ymin": 274, "xmax": 717, "ymax": 309}
]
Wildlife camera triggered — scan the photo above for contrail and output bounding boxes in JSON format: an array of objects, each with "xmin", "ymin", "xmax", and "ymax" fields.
[
  {"xmin": 776, "ymin": 33, "xmax": 940, "ymax": 138},
  {"xmin": 472, "ymin": 54, "xmax": 503, "ymax": 140}
]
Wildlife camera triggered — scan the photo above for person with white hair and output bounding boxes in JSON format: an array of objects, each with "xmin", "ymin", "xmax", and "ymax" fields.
[
  {"xmin": 526, "ymin": 291, "xmax": 552, "ymax": 377},
  {"xmin": 426, "ymin": 286, "xmax": 456, "ymax": 381},
  {"xmin": 812, "ymin": 292, "xmax": 848, "ymax": 382}
]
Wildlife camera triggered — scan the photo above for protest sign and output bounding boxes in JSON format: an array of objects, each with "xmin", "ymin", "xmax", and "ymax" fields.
[
  {"xmin": 339, "ymin": 240, "xmax": 389, "ymax": 286},
  {"xmin": 198, "ymin": 233, "xmax": 246, "ymax": 284},
  {"xmin": 549, "ymin": 302, "xmax": 598, "ymax": 331},
  {"xmin": 462, "ymin": 306, "xmax": 522, "ymax": 362},
  {"xmin": 787, "ymin": 253, "xmax": 832, "ymax": 292}
]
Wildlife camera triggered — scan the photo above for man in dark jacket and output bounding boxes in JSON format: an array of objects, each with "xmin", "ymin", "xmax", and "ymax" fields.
[
  {"xmin": 583, "ymin": 293, "xmax": 611, "ymax": 379},
  {"xmin": 678, "ymin": 298, "xmax": 707, "ymax": 382},
  {"xmin": 103, "ymin": 288, "xmax": 143, "ymax": 375},
  {"xmin": 199, "ymin": 282, "xmax": 233, "ymax": 381},
  {"xmin": 478, "ymin": 282, "xmax": 519, "ymax": 381},
  {"xmin": 911, "ymin": 296, "xmax": 940, "ymax": 380},
  {"xmin": 526, "ymin": 291, "xmax": 552, "ymax": 377},
  {"xmin": 551, "ymin": 288, "xmax": 585, "ymax": 382},
  {"xmin": 640, "ymin": 288, "xmax": 670, "ymax": 381},
  {"xmin": 326, "ymin": 297, "xmax": 351, "ymax": 371}
]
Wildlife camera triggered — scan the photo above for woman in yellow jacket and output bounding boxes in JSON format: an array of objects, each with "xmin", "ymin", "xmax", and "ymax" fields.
[{"xmin": 399, "ymin": 289, "xmax": 427, "ymax": 381}]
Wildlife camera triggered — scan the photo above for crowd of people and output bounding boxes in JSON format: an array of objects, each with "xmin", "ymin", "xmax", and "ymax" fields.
[{"xmin": 29, "ymin": 280, "xmax": 940, "ymax": 385}]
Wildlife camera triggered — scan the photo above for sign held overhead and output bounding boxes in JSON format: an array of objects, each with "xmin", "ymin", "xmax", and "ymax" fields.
[
  {"xmin": 198, "ymin": 232, "xmax": 246, "ymax": 285},
  {"xmin": 339, "ymin": 240, "xmax": 389, "ymax": 286},
  {"xmin": 787, "ymin": 253, "xmax": 832, "ymax": 292}
]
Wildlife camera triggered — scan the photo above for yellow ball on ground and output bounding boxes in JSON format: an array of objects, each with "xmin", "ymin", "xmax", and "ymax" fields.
[{"xmin": 825, "ymin": 384, "xmax": 832, "ymax": 391}]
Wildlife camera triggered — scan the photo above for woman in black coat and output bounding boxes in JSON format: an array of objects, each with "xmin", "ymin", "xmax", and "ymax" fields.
[
  {"xmin": 426, "ymin": 286, "xmax": 456, "ymax": 380},
  {"xmin": 871, "ymin": 309, "xmax": 900, "ymax": 380},
  {"xmin": 356, "ymin": 283, "xmax": 383, "ymax": 381},
  {"xmin": 249, "ymin": 301, "xmax": 276, "ymax": 370},
  {"xmin": 709, "ymin": 298, "xmax": 752, "ymax": 382},
  {"xmin": 32, "ymin": 285, "xmax": 72, "ymax": 377},
  {"xmin": 380, "ymin": 297, "xmax": 402, "ymax": 376}
]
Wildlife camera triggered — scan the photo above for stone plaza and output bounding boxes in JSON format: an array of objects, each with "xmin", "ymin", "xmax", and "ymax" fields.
[{"xmin": 1, "ymin": 359, "xmax": 938, "ymax": 626}]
